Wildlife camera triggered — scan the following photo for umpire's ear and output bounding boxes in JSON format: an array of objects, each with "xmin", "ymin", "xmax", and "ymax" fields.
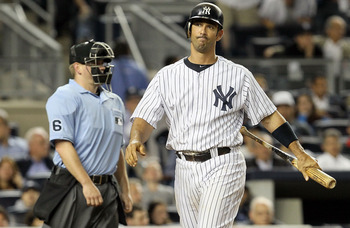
[{"xmin": 216, "ymin": 29, "xmax": 224, "ymax": 42}]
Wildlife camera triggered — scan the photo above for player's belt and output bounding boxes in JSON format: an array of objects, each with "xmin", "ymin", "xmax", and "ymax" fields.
[
  {"xmin": 52, "ymin": 165, "xmax": 112, "ymax": 185},
  {"xmin": 176, "ymin": 147, "xmax": 231, "ymax": 162}
]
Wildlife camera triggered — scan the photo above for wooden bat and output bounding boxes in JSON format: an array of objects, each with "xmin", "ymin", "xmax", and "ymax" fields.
[{"xmin": 240, "ymin": 126, "xmax": 336, "ymax": 189}]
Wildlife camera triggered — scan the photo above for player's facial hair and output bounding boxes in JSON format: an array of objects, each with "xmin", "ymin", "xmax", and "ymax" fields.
[{"xmin": 192, "ymin": 36, "xmax": 215, "ymax": 53}]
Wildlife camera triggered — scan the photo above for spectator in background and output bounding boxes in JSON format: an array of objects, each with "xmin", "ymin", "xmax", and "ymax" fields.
[
  {"xmin": 0, "ymin": 109, "xmax": 28, "ymax": 161},
  {"xmin": 235, "ymin": 186, "xmax": 252, "ymax": 223},
  {"xmin": 254, "ymin": 73, "xmax": 271, "ymax": 98},
  {"xmin": 16, "ymin": 127, "xmax": 54, "ymax": 179},
  {"xmin": 248, "ymin": 196, "xmax": 279, "ymax": 225},
  {"xmin": 216, "ymin": 0, "xmax": 262, "ymax": 57},
  {"xmin": 54, "ymin": 0, "xmax": 93, "ymax": 43},
  {"xmin": 123, "ymin": 87, "xmax": 145, "ymax": 146},
  {"xmin": 0, "ymin": 206, "xmax": 10, "ymax": 227},
  {"xmin": 314, "ymin": 0, "xmax": 348, "ymax": 34},
  {"xmin": 245, "ymin": 130, "xmax": 291, "ymax": 171},
  {"xmin": 241, "ymin": 127, "xmax": 263, "ymax": 159},
  {"xmin": 264, "ymin": 26, "xmax": 323, "ymax": 58},
  {"xmin": 24, "ymin": 210, "xmax": 43, "ymax": 227},
  {"xmin": 295, "ymin": 93, "xmax": 322, "ymax": 135},
  {"xmin": 109, "ymin": 39, "xmax": 149, "ymax": 102},
  {"xmin": 141, "ymin": 160, "xmax": 175, "ymax": 210},
  {"xmin": 7, "ymin": 181, "xmax": 41, "ymax": 225},
  {"xmin": 317, "ymin": 128, "xmax": 350, "ymax": 171},
  {"xmin": 309, "ymin": 75, "xmax": 346, "ymax": 118},
  {"xmin": 258, "ymin": 0, "xmax": 317, "ymax": 37},
  {"xmin": 314, "ymin": 16, "xmax": 350, "ymax": 76},
  {"xmin": 272, "ymin": 91, "xmax": 315, "ymax": 136},
  {"xmin": 126, "ymin": 205, "xmax": 149, "ymax": 226},
  {"xmin": 344, "ymin": 124, "xmax": 350, "ymax": 155},
  {"xmin": 73, "ymin": 0, "xmax": 94, "ymax": 43},
  {"xmin": 0, "ymin": 157, "xmax": 23, "ymax": 190},
  {"xmin": 123, "ymin": 88, "xmax": 146, "ymax": 179},
  {"xmin": 148, "ymin": 201, "xmax": 173, "ymax": 226},
  {"xmin": 128, "ymin": 178, "xmax": 144, "ymax": 209}
]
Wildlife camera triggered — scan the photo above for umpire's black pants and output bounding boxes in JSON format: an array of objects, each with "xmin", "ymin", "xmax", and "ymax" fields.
[{"xmin": 42, "ymin": 175, "xmax": 119, "ymax": 228}]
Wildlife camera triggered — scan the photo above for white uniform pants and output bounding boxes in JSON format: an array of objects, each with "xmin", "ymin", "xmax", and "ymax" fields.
[{"xmin": 175, "ymin": 148, "xmax": 246, "ymax": 228}]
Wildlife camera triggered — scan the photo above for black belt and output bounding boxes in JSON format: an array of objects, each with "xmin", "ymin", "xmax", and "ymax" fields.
[
  {"xmin": 90, "ymin": 175, "xmax": 113, "ymax": 185},
  {"xmin": 52, "ymin": 166, "xmax": 112, "ymax": 185},
  {"xmin": 176, "ymin": 147, "xmax": 231, "ymax": 162}
]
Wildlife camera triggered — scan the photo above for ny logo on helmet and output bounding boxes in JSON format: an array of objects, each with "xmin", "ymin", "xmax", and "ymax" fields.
[{"xmin": 201, "ymin": 6, "xmax": 211, "ymax": 15}]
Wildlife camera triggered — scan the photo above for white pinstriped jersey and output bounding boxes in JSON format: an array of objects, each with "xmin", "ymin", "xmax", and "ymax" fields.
[{"xmin": 131, "ymin": 56, "xmax": 276, "ymax": 152}]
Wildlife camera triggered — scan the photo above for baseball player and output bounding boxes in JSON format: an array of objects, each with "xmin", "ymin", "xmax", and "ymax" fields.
[
  {"xmin": 125, "ymin": 2, "xmax": 320, "ymax": 227},
  {"xmin": 34, "ymin": 40, "xmax": 132, "ymax": 228}
]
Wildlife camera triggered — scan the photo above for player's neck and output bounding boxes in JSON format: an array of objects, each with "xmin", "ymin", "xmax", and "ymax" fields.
[{"xmin": 188, "ymin": 52, "xmax": 217, "ymax": 65}]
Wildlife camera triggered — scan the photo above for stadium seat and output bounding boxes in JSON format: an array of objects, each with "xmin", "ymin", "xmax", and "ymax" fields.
[{"xmin": 0, "ymin": 190, "xmax": 21, "ymax": 209}]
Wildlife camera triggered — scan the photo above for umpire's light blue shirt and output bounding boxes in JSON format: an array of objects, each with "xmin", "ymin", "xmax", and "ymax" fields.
[{"xmin": 46, "ymin": 79, "xmax": 125, "ymax": 175}]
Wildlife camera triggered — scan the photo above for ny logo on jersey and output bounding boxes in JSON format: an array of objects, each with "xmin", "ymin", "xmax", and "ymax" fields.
[
  {"xmin": 213, "ymin": 86, "xmax": 236, "ymax": 111},
  {"xmin": 201, "ymin": 6, "xmax": 211, "ymax": 15}
]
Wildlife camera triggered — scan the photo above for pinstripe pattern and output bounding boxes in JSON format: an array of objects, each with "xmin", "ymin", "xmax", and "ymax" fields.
[
  {"xmin": 175, "ymin": 149, "xmax": 246, "ymax": 227},
  {"xmin": 131, "ymin": 55, "xmax": 276, "ymax": 227},
  {"xmin": 131, "ymin": 56, "xmax": 276, "ymax": 151}
]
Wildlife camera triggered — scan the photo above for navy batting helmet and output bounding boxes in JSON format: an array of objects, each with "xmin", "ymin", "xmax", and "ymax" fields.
[
  {"xmin": 185, "ymin": 2, "xmax": 224, "ymax": 38},
  {"xmin": 69, "ymin": 40, "xmax": 115, "ymax": 85}
]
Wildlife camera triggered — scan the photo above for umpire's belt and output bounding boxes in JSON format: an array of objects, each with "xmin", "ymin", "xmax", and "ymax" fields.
[
  {"xmin": 176, "ymin": 147, "xmax": 231, "ymax": 162},
  {"xmin": 52, "ymin": 165, "xmax": 113, "ymax": 185}
]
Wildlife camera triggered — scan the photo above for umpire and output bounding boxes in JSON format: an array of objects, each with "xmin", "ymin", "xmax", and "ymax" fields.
[{"xmin": 34, "ymin": 40, "xmax": 132, "ymax": 228}]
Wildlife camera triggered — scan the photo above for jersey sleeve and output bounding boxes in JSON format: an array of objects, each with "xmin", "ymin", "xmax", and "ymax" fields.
[
  {"xmin": 243, "ymin": 71, "xmax": 276, "ymax": 126},
  {"xmin": 130, "ymin": 74, "xmax": 164, "ymax": 129},
  {"xmin": 46, "ymin": 87, "xmax": 78, "ymax": 144}
]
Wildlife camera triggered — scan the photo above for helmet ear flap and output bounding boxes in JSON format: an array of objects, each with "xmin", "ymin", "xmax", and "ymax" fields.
[{"xmin": 185, "ymin": 21, "xmax": 192, "ymax": 38}]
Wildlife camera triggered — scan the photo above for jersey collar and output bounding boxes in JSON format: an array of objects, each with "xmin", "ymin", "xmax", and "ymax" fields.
[
  {"xmin": 184, "ymin": 58, "xmax": 214, "ymax": 72},
  {"xmin": 69, "ymin": 79, "xmax": 110, "ymax": 102},
  {"xmin": 69, "ymin": 79, "xmax": 90, "ymax": 94}
]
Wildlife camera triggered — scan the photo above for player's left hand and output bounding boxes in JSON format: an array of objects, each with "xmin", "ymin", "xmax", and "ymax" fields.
[
  {"xmin": 125, "ymin": 140, "xmax": 146, "ymax": 167},
  {"xmin": 296, "ymin": 153, "xmax": 321, "ymax": 181}
]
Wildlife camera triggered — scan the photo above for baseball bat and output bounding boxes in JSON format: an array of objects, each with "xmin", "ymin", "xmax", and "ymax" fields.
[{"xmin": 240, "ymin": 126, "xmax": 336, "ymax": 189}]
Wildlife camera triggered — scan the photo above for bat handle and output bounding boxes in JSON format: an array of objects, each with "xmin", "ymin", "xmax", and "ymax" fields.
[
  {"xmin": 305, "ymin": 168, "xmax": 336, "ymax": 189},
  {"xmin": 291, "ymin": 160, "xmax": 336, "ymax": 189}
]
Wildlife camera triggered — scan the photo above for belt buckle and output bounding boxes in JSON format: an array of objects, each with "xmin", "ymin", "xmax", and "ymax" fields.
[
  {"xmin": 181, "ymin": 151, "xmax": 196, "ymax": 161},
  {"xmin": 92, "ymin": 175, "xmax": 102, "ymax": 185}
]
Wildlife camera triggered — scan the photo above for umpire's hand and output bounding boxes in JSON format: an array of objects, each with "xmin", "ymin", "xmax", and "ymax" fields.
[
  {"xmin": 82, "ymin": 182, "xmax": 103, "ymax": 207},
  {"xmin": 125, "ymin": 140, "xmax": 146, "ymax": 167}
]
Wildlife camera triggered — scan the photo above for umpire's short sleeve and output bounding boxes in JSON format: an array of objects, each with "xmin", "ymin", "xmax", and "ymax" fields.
[{"xmin": 46, "ymin": 87, "xmax": 78, "ymax": 145}]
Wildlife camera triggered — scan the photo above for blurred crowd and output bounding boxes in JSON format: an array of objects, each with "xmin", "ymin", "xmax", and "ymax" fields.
[
  {"xmin": 1, "ymin": 0, "xmax": 350, "ymax": 227},
  {"xmin": 51, "ymin": 0, "xmax": 350, "ymax": 61}
]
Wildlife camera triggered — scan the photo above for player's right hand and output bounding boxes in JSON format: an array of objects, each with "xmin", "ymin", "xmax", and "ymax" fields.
[
  {"xmin": 82, "ymin": 182, "xmax": 103, "ymax": 207},
  {"xmin": 125, "ymin": 140, "xmax": 146, "ymax": 167}
]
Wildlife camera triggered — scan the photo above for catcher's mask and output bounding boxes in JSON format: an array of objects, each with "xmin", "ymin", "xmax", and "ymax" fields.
[
  {"xmin": 185, "ymin": 2, "xmax": 224, "ymax": 38},
  {"xmin": 69, "ymin": 40, "xmax": 114, "ymax": 85}
]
